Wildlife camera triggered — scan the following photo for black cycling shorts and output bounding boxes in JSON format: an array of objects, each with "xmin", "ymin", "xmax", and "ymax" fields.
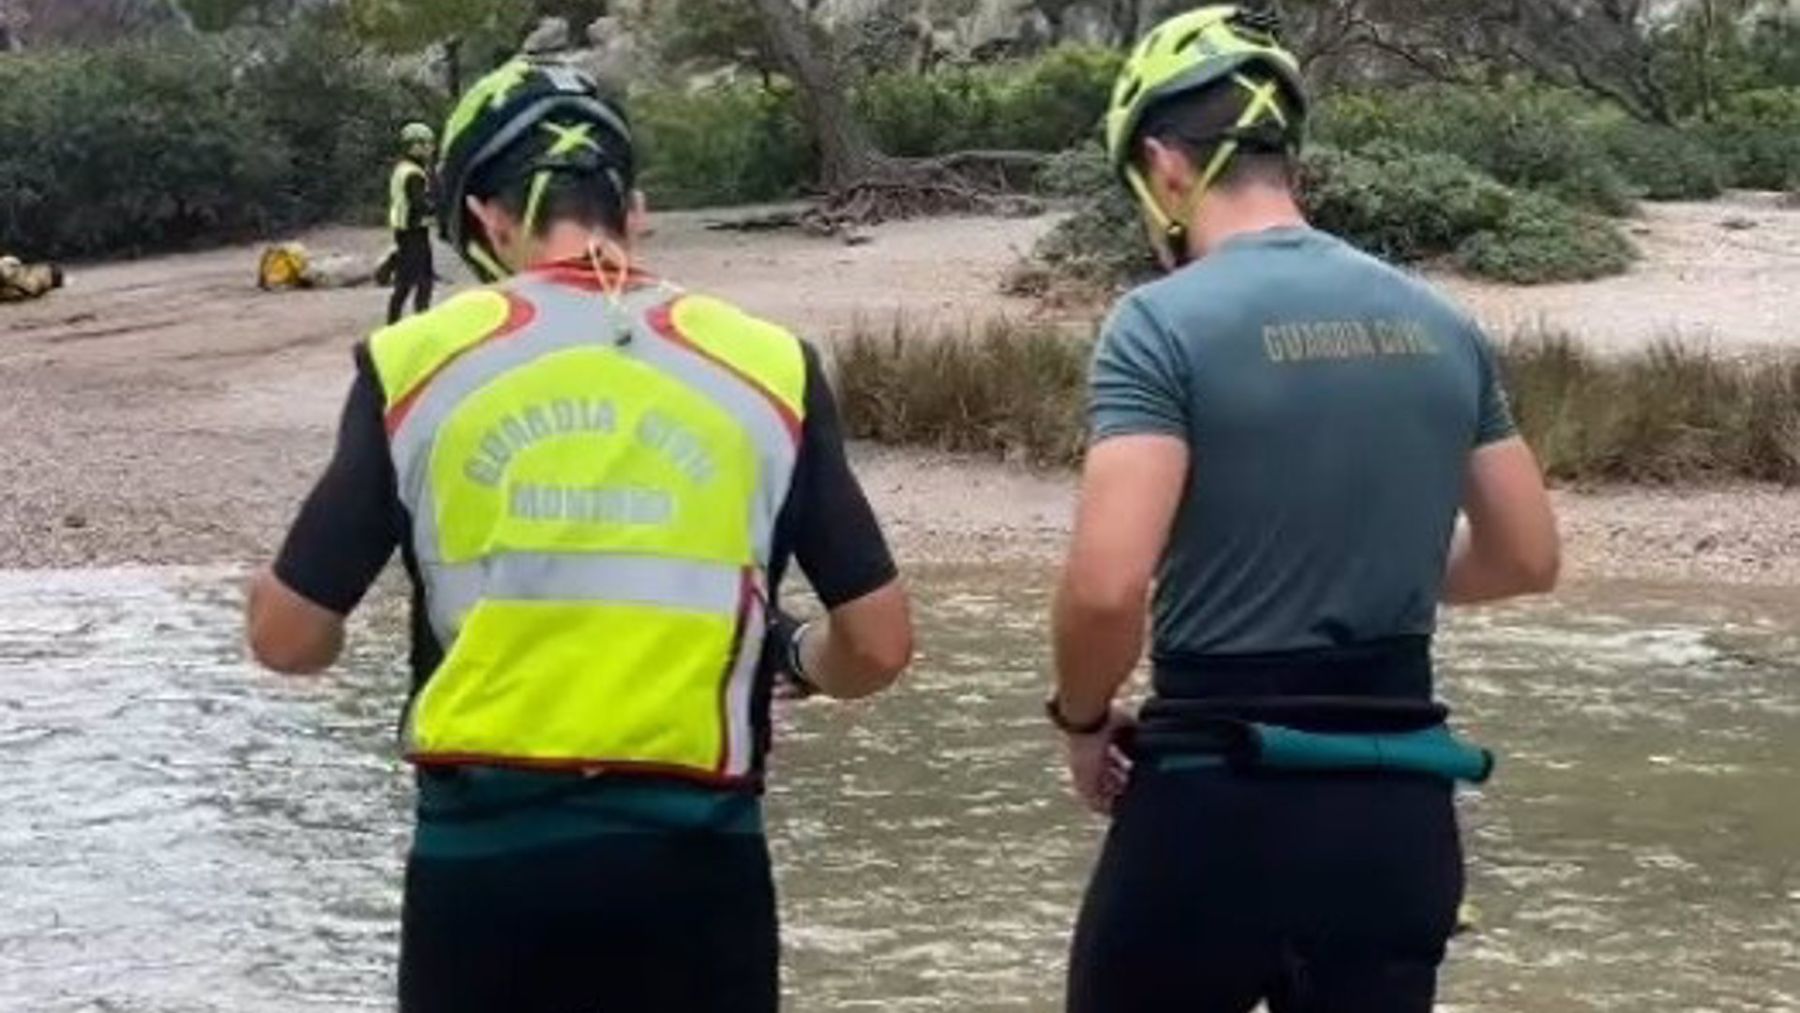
[
  {"xmin": 1068, "ymin": 765, "xmax": 1464, "ymax": 1013},
  {"xmin": 400, "ymin": 832, "xmax": 778, "ymax": 1013}
]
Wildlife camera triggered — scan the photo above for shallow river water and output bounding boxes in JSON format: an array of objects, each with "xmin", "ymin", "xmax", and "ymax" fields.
[{"xmin": 1, "ymin": 567, "xmax": 1796, "ymax": 1011}]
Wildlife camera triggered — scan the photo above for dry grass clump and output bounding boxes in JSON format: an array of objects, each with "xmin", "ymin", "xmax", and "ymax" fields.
[{"xmin": 834, "ymin": 316, "xmax": 1800, "ymax": 484}]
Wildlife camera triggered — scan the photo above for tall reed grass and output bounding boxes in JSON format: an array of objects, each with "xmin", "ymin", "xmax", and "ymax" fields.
[{"xmin": 833, "ymin": 317, "xmax": 1800, "ymax": 484}]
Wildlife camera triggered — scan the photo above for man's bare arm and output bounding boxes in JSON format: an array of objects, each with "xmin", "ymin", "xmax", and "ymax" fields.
[
  {"xmin": 1052, "ymin": 435, "xmax": 1190, "ymax": 722},
  {"xmin": 1444, "ymin": 437, "xmax": 1560, "ymax": 605}
]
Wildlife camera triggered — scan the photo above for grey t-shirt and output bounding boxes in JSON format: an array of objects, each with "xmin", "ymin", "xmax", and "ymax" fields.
[{"xmin": 1090, "ymin": 226, "xmax": 1515, "ymax": 658}]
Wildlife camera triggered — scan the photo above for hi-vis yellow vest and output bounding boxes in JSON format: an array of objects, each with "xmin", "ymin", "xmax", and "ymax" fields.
[
  {"xmin": 389, "ymin": 159, "xmax": 430, "ymax": 232},
  {"xmin": 367, "ymin": 267, "xmax": 807, "ymax": 784}
]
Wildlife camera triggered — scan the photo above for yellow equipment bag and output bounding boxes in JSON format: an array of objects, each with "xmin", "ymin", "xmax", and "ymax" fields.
[
  {"xmin": 257, "ymin": 242, "xmax": 311, "ymax": 291},
  {"xmin": 0, "ymin": 256, "xmax": 63, "ymax": 303}
]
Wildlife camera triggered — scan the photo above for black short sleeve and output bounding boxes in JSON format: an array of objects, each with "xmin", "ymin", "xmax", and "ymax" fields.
[
  {"xmin": 272, "ymin": 347, "xmax": 404, "ymax": 615},
  {"xmin": 770, "ymin": 344, "xmax": 898, "ymax": 610}
]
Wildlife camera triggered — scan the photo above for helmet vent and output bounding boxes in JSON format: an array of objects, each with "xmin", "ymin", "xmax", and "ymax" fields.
[
  {"xmin": 1230, "ymin": 7, "xmax": 1282, "ymax": 44},
  {"xmin": 1175, "ymin": 29, "xmax": 1204, "ymax": 53}
]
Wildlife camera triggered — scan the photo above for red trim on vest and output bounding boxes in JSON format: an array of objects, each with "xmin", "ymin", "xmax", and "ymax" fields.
[
  {"xmin": 646, "ymin": 299, "xmax": 802, "ymax": 444},
  {"xmin": 384, "ymin": 291, "xmax": 538, "ymax": 436},
  {"xmin": 528, "ymin": 260, "xmax": 657, "ymax": 294}
]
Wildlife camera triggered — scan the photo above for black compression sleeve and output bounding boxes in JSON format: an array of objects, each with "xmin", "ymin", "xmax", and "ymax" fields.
[
  {"xmin": 272, "ymin": 348, "xmax": 403, "ymax": 615},
  {"xmin": 771, "ymin": 344, "xmax": 898, "ymax": 609}
]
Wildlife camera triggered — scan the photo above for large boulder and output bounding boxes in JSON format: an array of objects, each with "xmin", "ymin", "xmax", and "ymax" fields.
[
  {"xmin": 570, "ymin": 15, "xmax": 644, "ymax": 89},
  {"xmin": 522, "ymin": 16, "xmax": 573, "ymax": 54}
]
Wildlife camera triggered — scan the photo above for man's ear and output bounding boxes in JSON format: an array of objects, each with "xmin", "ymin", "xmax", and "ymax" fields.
[
  {"xmin": 466, "ymin": 195, "xmax": 509, "ymax": 248},
  {"xmin": 1141, "ymin": 136, "xmax": 1196, "ymax": 206}
]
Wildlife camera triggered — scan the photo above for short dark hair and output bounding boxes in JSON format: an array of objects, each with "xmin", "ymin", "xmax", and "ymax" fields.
[
  {"xmin": 1134, "ymin": 75, "xmax": 1299, "ymax": 191},
  {"xmin": 484, "ymin": 171, "xmax": 629, "ymax": 238},
  {"xmin": 469, "ymin": 127, "xmax": 632, "ymax": 238}
]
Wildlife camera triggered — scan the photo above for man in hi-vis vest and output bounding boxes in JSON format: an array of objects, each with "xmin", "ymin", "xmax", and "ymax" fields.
[
  {"xmin": 386, "ymin": 121, "xmax": 439, "ymax": 324},
  {"xmin": 247, "ymin": 60, "xmax": 913, "ymax": 1013}
]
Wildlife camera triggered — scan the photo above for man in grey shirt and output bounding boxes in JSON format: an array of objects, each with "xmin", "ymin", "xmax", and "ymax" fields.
[{"xmin": 1046, "ymin": 8, "xmax": 1560, "ymax": 1012}]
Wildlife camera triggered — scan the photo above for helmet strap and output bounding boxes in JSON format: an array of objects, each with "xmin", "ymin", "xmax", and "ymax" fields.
[
  {"xmin": 586, "ymin": 235, "xmax": 636, "ymax": 345},
  {"xmin": 1127, "ymin": 76, "xmax": 1291, "ymax": 272},
  {"xmin": 464, "ymin": 239, "xmax": 510, "ymax": 283},
  {"xmin": 585, "ymin": 235, "xmax": 632, "ymax": 301},
  {"xmin": 522, "ymin": 169, "xmax": 553, "ymax": 242}
]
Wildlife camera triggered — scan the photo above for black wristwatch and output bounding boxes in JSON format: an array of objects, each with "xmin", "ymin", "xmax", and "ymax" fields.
[
  {"xmin": 1045, "ymin": 695, "xmax": 1109, "ymax": 736},
  {"xmin": 786, "ymin": 619, "xmax": 820, "ymax": 694}
]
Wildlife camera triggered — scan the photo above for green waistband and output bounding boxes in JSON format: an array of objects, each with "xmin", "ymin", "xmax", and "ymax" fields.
[{"xmin": 413, "ymin": 771, "xmax": 764, "ymax": 859}]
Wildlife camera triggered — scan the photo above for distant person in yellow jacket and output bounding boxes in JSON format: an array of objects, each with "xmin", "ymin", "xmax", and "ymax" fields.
[{"xmin": 387, "ymin": 122, "xmax": 439, "ymax": 324}]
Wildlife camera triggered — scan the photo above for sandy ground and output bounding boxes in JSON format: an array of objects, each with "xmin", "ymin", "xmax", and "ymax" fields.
[
  {"xmin": 1433, "ymin": 192, "xmax": 1800, "ymax": 354},
  {"xmin": 2, "ymin": 202, "xmax": 1797, "ymax": 585}
]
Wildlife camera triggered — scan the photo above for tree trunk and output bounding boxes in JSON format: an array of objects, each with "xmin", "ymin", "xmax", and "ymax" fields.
[
  {"xmin": 1698, "ymin": 0, "xmax": 1720, "ymax": 122},
  {"xmin": 1111, "ymin": 0, "xmax": 1141, "ymax": 46},
  {"xmin": 750, "ymin": 0, "xmax": 883, "ymax": 192},
  {"xmin": 443, "ymin": 37, "xmax": 463, "ymax": 100}
]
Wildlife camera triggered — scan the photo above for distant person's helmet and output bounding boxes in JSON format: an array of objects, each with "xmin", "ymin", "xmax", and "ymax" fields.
[{"xmin": 400, "ymin": 121, "xmax": 436, "ymax": 150}]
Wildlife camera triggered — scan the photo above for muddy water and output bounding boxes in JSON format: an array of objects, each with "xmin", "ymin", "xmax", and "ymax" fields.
[{"xmin": 1, "ymin": 568, "xmax": 1795, "ymax": 1011}]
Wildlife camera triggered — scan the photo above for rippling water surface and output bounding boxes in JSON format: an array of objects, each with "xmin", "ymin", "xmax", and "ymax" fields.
[{"xmin": 1, "ymin": 567, "xmax": 1795, "ymax": 1011}]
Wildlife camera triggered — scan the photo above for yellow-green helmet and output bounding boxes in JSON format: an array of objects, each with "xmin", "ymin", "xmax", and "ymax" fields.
[
  {"xmin": 1104, "ymin": 5, "xmax": 1306, "ymax": 181},
  {"xmin": 437, "ymin": 59, "xmax": 634, "ymax": 283},
  {"xmin": 400, "ymin": 121, "xmax": 436, "ymax": 149}
]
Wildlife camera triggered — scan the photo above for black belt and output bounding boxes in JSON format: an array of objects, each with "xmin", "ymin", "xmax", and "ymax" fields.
[
  {"xmin": 1132, "ymin": 637, "xmax": 1494, "ymax": 782},
  {"xmin": 1153, "ymin": 635, "xmax": 1433, "ymax": 703}
]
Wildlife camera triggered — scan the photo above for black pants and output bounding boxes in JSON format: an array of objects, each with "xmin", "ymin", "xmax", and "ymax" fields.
[
  {"xmin": 1068, "ymin": 766, "xmax": 1463, "ymax": 1013},
  {"xmin": 388, "ymin": 229, "xmax": 434, "ymax": 325},
  {"xmin": 400, "ymin": 833, "xmax": 778, "ymax": 1013}
]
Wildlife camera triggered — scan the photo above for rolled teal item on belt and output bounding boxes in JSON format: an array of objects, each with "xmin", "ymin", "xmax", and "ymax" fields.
[
  {"xmin": 1250, "ymin": 724, "xmax": 1494, "ymax": 783},
  {"xmin": 1156, "ymin": 724, "xmax": 1495, "ymax": 783}
]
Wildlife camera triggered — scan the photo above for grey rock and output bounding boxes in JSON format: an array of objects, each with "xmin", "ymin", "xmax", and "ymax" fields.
[{"xmin": 522, "ymin": 16, "xmax": 573, "ymax": 54}]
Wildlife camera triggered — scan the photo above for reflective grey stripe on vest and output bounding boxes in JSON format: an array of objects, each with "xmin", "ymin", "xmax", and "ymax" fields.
[
  {"xmin": 428, "ymin": 552, "xmax": 744, "ymax": 627},
  {"xmin": 388, "ymin": 279, "xmax": 800, "ymax": 648}
]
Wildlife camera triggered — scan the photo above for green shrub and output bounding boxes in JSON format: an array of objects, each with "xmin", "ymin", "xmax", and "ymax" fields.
[
  {"xmin": 632, "ymin": 46, "xmax": 1115, "ymax": 210},
  {"xmin": 857, "ymin": 45, "xmax": 1120, "ymax": 157},
  {"xmin": 0, "ymin": 30, "xmax": 428, "ymax": 259},
  {"xmin": 1316, "ymin": 85, "xmax": 1637, "ymax": 216},
  {"xmin": 0, "ymin": 40, "xmax": 289, "ymax": 259},
  {"xmin": 1709, "ymin": 88, "xmax": 1800, "ymax": 191},
  {"xmin": 1000, "ymin": 45, "xmax": 1125, "ymax": 151},
  {"xmin": 1031, "ymin": 146, "xmax": 1157, "ymax": 287},
  {"xmin": 1598, "ymin": 121, "xmax": 1730, "ymax": 201},
  {"xmin": 1301, "ymin": 143, "xmax": 1513, "ymax": 262},
  {"xmin": 1029, "ymin": 142, "xmax": 1632, "ymax": 291},
  {"xmin": 858, "ymin": 65, "xmax": 1007, "ymax": 157},
  {"xmin": 634, "ymin": 82, "xmax": 813, "ymax": 209},
  {"xmin": 1455, "ymin": 193, "xmax": 1637, "ymax": 285},
  {"xmin": 240, "ymin": 25, "xmax": 441, "ymax": 225}
]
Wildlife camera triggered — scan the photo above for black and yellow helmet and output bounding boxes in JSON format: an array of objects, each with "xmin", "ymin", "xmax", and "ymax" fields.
[
  {"xmin": 438, "ymin": 59, "xmax": 635, "ymax": 282},
  {"xmin": 1105, "ymin": 6, "xmax": 1307, "ymax": 246}
]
